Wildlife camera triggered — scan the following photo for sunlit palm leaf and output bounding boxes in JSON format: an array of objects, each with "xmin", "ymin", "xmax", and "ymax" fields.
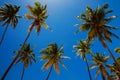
[
  {"xmin": 54, "ymin": 62, "xmax": 60, "ymax": 74},
  {"xmin": 114, "ymin": 48, "xmax": 120, "ymax": 53},
  {"xmin": 25, "ymin": 14, "xmax": 35, "ymax": 20}
]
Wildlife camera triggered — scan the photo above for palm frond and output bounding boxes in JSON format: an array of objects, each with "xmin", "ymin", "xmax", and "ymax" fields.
[{"xmin": 114, "ymin": 48, "xmax": 120, "ymax": 53}]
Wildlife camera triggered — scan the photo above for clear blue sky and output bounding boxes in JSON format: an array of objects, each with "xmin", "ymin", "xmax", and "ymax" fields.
[{"xmin": 0, "ymin": 0, "xmax": 120, "ymax": 80}]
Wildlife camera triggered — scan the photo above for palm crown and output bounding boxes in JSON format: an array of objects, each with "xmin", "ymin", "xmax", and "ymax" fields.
[
  {"xmin": 90, "ymin": 53, "xmax": 110, "ymax": 80},
  {"xmin": 40, "ymin": 43, "xmax": 69, "ymax": 74},
  {"xmin": 73, "ymin": 40, "xmax": 91, "ymax": 60},
  {"xmin": 14, "ymin": 44, "xmax": 36, "ymax": 67},
  {"xmin": 25, "ymin": 2, "xmax": 51, "ymax": 34},
  {"xmin": 0, "ymin": 4, "xmax": 21, "ymax": 28},
  {"xmin": 75, "ymin": 4, "xmax": 119, "ymax": 47}
]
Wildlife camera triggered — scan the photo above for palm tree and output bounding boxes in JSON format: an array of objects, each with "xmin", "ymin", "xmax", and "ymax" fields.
[
  {"xmin": 0, "ymin": 4, "xmax": 21, "ymax": 45},
  {"xmin": 1, "ymin": 2, "xmax": 50, "ymax": 79},
  {"xmin": 14, "ymin": 44, "xmax": 36, "ymax": 80},
  {"xmin": 40, "ymin": 43, "xmax": 70, "ymax": 80},
  {"xmin": 1, "ymin": 44, "xmax": 36, "ymax": 80},
  {"xmin": 89, "ymin": 53, "xmax": 110, "ymax": 80},
  {"xmin": 73, "ymin": 40, "xmax": 92, "ymax": 80},
  {"xmin": 24, "ymin": 1, "xmax": 51, "ymax": 45},
  {"xmin": 75, "ymin": 3, "xmax": 119, "ymax": 69}
]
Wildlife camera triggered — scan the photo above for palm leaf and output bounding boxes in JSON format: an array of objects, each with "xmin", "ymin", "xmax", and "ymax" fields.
[
  {"xmin": 43, "ymin": 60, "xmax": 53, "ymax": 69},
  {"xmin": 114, "ymin": 48, "xmax": 120, "ymax": 53},
  {"xmin": 95, "ymin": 67, "xmax": 100, "ymax": 80},
  {"xmin": 54, "ymin": 62, "xmax": 60, "ymax": 74},
  {"xmin": 41, "ymin": 21, "xmax": 51, "ymax": 30},
  {"xmin": 25, "ymin": 14, "xmax": 35, "ymax": 20},
  {"xmin": 89, "ymin": 64, "xmax": 97, "ymax": 70},
  {"xmin": 59, "ymin": 60, "xmax": 67, "ymax": 70}
]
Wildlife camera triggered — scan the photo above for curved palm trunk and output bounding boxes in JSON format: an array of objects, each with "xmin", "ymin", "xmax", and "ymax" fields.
[
  {"xmin": 46, "ymin": 65, "xmax": 53, "ymax": 80},
  {"xmin": 101, "ymin": 71, "xmax": 105, "ymax": 80},
  {"xmin": 1, "ymin": 31, "xmax": 32, "ymax": 80},
  {"xmin": 105, "ymin": 44, "xmax": 120, "ymax": 71},
  {"xmin": 84, "ymin": 54, "xmax": 92, "ymax": 80},
  {"xmin": 21, "ymin": 65, "xmax": 25, "ymax": 80},
  {"xmin": 0, "ymin": 25, "xmax": 9, "ymax": 45},
  {"xmin": 23, "ymin": 31, "xmax": 31, "ymax": 45},
  {"xmin": 100, "ymin": 67, "xmax": 105, "ymax": 80},
  {"xmin": 98, "ymin": 33, "xmax": 120, "ymax": 71}
]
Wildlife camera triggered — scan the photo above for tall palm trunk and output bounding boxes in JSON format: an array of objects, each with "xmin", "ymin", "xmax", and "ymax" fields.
[
  {"xmin": 105, "ymin": 43, "xmax": 120, "ymax": 71},
  {"xmin": 98, "ymin": 33, "xmax": 120, "ymax": 71},
  {"xmin": 23, "ymin": 31, "xmax": 31, "ymax": 45},
  {"xmin": 101, "ymin": 71, "xmax": 105, "ymax": 80},
  {"xmin": 46, "ymin": 65, "xmax": 53, "ymax": 80},
  {"xmin": 1, "ymin": 31, "xmax": 32, "ymax": 80},
  {"xmin": 0, "ymin": 25, "xmax": 9, "ymax": 45},
  {"xmin": 84, "ymin": 54, "xmax": 92, "ymax": 80},
  {"xmin": 100, "ymin": 67, "xmax": 105, "ymax": 80},
  {"xmin": 21, "ymin": 65, "xmax": 25, "ymax": 80}
]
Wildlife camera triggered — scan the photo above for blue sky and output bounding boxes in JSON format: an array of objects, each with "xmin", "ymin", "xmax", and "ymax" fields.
[{"xmin": 0, "ymin": 0, "xmax": 120, "ymax": 80}]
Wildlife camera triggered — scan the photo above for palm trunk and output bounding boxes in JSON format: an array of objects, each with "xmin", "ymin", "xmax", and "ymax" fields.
[
  {"xmin": 100, "ymin": 67, "xmax": 105, "ymax": 80},
  {"xmin": 101, "ymin": 71, "xmax": 105, "ymax": 80},
  {"xmin": 46, "ymin": 65, "xmax": 53, "ymax": 80},
  {"xmin": 84, "ymin": 54, "xmax": 92, "ymax": 80},
  {"xmin": 1, "ymin": 52, "xmax": 21, "ymax": 80},
  {"xmin": 105, "ymin": 44, "xmax": 120, "ymax": 71},
  {"xmin": 21, "ymin": 65, "xmax": 25, "ymax": 80},
  {"xmin": 98, "ymin": 32, "xmax": 120, "ymax": 71},
  {"xmin": 23, "ymin": 31, "xmax": 31, "ymax": 45},
  {"xmin": 1, "ymin": 31, "xmax": 32, "ymax": 80},
  {"xmin": 0, "ymin": 25, "xmax": 9, "ymax": 45}
]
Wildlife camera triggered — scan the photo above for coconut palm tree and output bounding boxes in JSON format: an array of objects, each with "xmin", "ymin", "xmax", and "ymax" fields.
[
  {"xmin": 40, "ymin": 43, "xmax": 70, "ymax": 80},
  {"xmin": 0, "ymin": 4, "xmax": 21, "ymax": 45},
  {"xmin": 14, "ymin": 44, "xmax": 36, "ymax": 80},
  {"xmin": 90, "ymin": 53, "xmax": 110, "ymax": 80},
  {"xmin": 75, "ymin": 3, "xmax": 119, "ymax": 69},
  {"xmin": 1, "ymin": 44, "xmax": 36, "ymax": 80},
  {"xmin": 73, "ymin": 40, "xmax": 92, "ymax": 80},
  {"xmin": 24, "ymin": 1, "xmax": 51, "ymax": 45},
  {"xmin": 1, "ymin": 2, "xmax": 50, "ymax": 79}
]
